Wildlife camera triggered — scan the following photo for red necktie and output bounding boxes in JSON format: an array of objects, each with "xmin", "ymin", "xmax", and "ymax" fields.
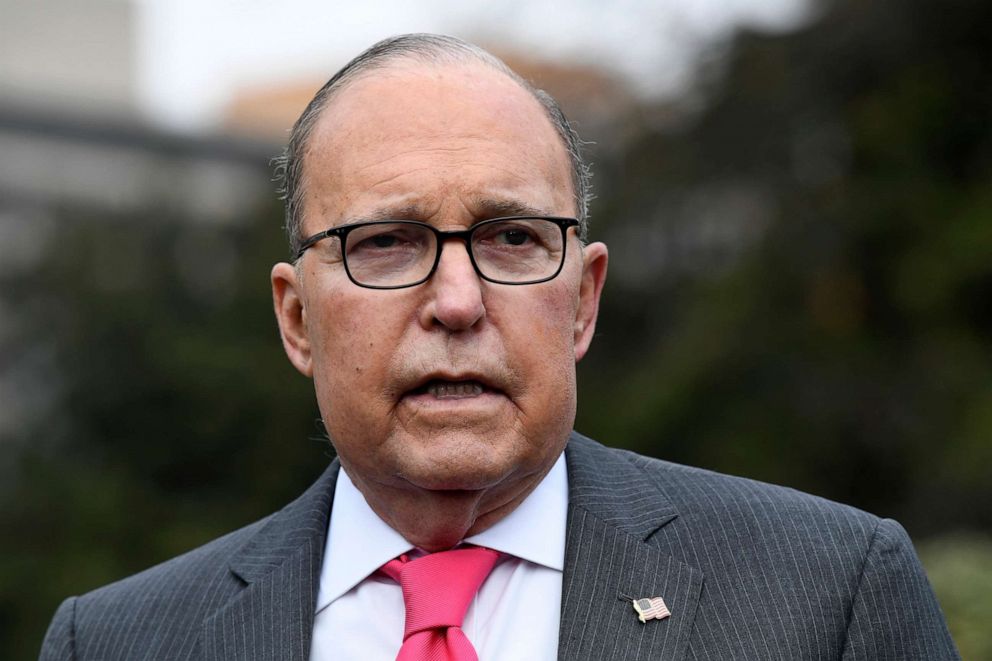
[{"xmin": 380, "ymin": 546, "xmax": 500, "ymax": 661}]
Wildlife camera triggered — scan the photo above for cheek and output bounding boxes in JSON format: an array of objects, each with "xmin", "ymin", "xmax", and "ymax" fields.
[
  {"xmin": 513, "ymin": 286, "xmax": 581, "ymax": 392},
  {"xmin": 306, "ymin": 292, "xmax": 393, "ymax": 419}
]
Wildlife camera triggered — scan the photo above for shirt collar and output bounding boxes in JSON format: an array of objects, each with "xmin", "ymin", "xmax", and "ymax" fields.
[
  {"xmin": 315, "ymin": 453, "xmax": 568, "ymax": 612},
  {"xmin": 464, "ymin": 453, "xmax": 567, "ymax": 571}
]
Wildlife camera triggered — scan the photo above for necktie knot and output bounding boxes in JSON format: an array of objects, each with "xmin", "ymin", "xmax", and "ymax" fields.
[{"xmin": 380, "ymin": 546, "xmax": 499, "ymax": 659}]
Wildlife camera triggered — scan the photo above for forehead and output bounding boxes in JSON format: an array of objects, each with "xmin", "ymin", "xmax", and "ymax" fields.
[{"xmin": 301, "ymin": 61, "xmax": 574, "ymax": 228}]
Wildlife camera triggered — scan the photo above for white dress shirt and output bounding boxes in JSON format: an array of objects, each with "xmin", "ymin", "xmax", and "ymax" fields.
[{"xmin": 309, "ymin": 454, "xmax": 568, "ymax": 661}]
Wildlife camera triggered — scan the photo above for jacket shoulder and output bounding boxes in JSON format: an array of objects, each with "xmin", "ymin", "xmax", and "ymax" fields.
[
  {"xmin": 47, "ymin": 515, "xmax": 271, "ymax": 660},
  {"xmin": 41, "ymin": 461, "xmax": 338, "ymax": 660},
  {"xmin": 566, "ymin": 434, "xmax": 958, "ymax": 658},
  {"xmin": 81, "ymin": 513, "xmax": 271, "ymax": 604},
  {"xmin": 568, "ymin": 433, "xmax": 889, "ymax": 566},
  {"xmin": 611, "ymin": 439, "xmax": 881, "ymax": 528}
]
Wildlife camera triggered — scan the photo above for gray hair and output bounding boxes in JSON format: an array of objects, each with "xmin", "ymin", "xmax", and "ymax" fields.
[{"xmin": 272, "ymin": 33, "xmax": 593, "ymax": 257}]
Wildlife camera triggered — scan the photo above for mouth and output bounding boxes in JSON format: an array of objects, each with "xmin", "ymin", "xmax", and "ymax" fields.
[
  {"xmin": 400, "ymin": 373, "xmax": 506, "ymax": 404},
  {"xmin": 415, "ymin": 379, "xmax": 486, "ymax": 399}
]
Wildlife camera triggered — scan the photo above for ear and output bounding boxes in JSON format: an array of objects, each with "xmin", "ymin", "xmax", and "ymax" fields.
[
  {"xmin": 573, "ymin": 241, "xmax": 608, "ymax": 362},
  {"xmin": 271, "ymin": 262, "xmax": 314, "ymax": 377}
]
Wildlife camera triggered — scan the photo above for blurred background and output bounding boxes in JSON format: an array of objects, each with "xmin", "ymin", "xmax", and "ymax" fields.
[{"xmin": 2, "ymin": 0, "xmax": 990, "ymax": 657}]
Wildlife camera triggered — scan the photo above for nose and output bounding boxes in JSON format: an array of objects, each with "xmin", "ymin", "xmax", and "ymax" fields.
[{"xmin": 421, "ymin": 238, "xmax": 485, "ymax": 331}]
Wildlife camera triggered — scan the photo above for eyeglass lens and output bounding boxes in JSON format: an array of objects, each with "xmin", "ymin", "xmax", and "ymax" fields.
[{"xmin": 342, "ymin": 218, "xmax": 566, "ymax": 287}]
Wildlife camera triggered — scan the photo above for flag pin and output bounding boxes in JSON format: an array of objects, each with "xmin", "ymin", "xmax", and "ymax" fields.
[{"xmin": 630, "ymin": 596, "xmax": 671, "ymax": 623}]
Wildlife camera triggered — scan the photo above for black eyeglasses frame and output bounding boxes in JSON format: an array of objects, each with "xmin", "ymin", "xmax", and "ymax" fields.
[{"xmin": 294, "ymin": 215, "xmax": 580, "ymax": 290}]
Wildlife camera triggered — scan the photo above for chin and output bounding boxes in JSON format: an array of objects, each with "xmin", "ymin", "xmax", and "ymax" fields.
[
  {"xmin": 403, "ymin": 461, "xmax": 508, "ymax": 492},
  {"xmin": 399, "ymin": 442, "xmax": 523, "ymax": 492}
]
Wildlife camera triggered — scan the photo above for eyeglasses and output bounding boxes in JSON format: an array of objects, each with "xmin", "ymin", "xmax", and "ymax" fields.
[{"xmin": 295, "ymin": 216, "xmax": 580, "ymax": 289}]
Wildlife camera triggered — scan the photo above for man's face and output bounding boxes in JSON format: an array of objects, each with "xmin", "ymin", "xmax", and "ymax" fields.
[{"xmin": 272, "ymin": 62, "xmax": 607, "ymax": 547}]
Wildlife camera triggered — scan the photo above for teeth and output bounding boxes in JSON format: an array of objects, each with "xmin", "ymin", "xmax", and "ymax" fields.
[{"xmin": 427, "ymin": 381, "xmax": 484, "ymax": 398}]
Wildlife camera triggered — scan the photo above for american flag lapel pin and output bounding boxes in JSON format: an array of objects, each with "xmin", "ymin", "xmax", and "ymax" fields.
[{"xmin": 631, "ymin": 596, "xmax": 671, "ymax": 623}]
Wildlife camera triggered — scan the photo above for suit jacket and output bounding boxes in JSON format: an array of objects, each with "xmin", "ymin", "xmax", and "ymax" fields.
[{"xmin": 40, "ymin": 432, "xmax": 959, "ymax": 660}]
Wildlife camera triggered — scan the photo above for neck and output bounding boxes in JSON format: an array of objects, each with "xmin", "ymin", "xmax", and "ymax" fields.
[{"xmin": 347, "ymin": 466, "xmax": 548, "ymax": 552}]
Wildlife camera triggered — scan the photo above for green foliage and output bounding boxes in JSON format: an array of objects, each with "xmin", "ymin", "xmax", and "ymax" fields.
[
  {"xmin": 578, "ymin": 0, "xmax": 992, "ymax": 538},
  {"xmin": 1, "ymin": 205, "xmax": 327, "ymax": 658},
  {"xmin": 920, "ymin": 534, "xmax": 992, "ymax": 660}
]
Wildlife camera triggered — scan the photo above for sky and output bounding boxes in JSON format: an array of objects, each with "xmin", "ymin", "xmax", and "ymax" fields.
[{"xmin": 134, "ymin": 0, "xmax": 814, "ymax": 132}]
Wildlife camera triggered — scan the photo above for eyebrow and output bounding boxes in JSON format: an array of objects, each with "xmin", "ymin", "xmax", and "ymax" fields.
[
  {"xmin": 472, "ymin": 198, "xmax": 556, "ymax": 218},
  {"xmin": 360, "ymin": 198, "xmax": 557, "ymax": 224},
  {"xmin": 363, "ymin": 205, "xmax": 424, "ymax": 222}
]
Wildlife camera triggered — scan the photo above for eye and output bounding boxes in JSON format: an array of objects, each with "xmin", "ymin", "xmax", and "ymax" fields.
[
  {"xmin": 369, "ymin": 233, "xmax": 399, "ymax": 248},
  {"xmin": 474, "ymin": 221, "xmax": 546, "ymax": 249},
  {"xmin": 497, "ymin": 228, "xmax": 533, "ymax": 246},
  {"xmin": 347, "ymin": 224, "xmax": 426, "ymax": 256}
]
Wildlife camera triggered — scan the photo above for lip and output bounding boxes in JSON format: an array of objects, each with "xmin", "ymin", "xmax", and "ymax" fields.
[
  {"xmin": 402, "ymin": 389, "xmax": 507, "ymax": 414},
  {"xmin": 404, "ymin": 370, "xmax": 501, "ymax": 394},
  {"xmin": 399, "ymin": 372, "xmax": 508, "ymax": 407}
]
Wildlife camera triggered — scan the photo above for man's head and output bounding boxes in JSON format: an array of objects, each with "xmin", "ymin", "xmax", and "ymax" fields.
[
  {"xmin": 274, "ymin": 34, "xmax": 594, "ymax": 256},
  {"xmin": 271, "ymin": 34, "xmax": 608, "ymax": 550}
]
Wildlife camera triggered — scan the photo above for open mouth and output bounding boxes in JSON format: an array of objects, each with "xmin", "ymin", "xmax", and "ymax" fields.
[{"xmin": 411, "ymin": 379, "xmax": 488, "ymax": 399}]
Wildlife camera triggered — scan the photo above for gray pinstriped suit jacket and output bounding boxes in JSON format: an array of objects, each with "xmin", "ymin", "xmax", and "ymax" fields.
[{"xmin": 40, "ymin": 433, "xmax": 959, "ymax": 660}]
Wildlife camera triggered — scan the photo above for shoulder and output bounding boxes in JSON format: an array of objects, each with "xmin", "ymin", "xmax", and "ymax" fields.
[
  {"xmin": 40, "ymin": 462, "xmax": 338, "ymax": 660},
  {"xmin": 39, "ymin": 516, "xmax": 269, "ymax": 660},
  {"xmin": 564, "ymin": 433, "xmax": 961, "ymax": 658},
  {"xmin": 78, "ymin": 514, "xmax": 271, "ymax": 610},
  {"xmin": 567, "ymin": 432, "xmax": 895, "ymax": 567},
  {"xmin": 573, "ymin": 431, "xmax": 877, "ymax": 518},
  {"xmin": 606, "ymin": 447, "xmax": 957, "ymax": 658},
  {"xmin": 40, "ymin": 515, "xmax": 271, "ymax": 660}
]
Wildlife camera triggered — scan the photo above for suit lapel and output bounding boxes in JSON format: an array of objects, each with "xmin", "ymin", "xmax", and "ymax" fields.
[
  {"xmin": 559, "ymin": 434, "xmax": 703, "ymax": 661},
  {"xmin": 200, "ymin": 461, "xmax": 339, "ymax": 661}
]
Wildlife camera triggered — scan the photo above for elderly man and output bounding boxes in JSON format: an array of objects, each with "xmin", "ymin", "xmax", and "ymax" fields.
[{"xmin": 41, "ymin": 34, "xmax": 957, "ymax": 660}]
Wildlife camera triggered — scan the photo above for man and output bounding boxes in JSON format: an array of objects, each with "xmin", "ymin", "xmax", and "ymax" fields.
[{"xmin": 41, "ymin": 34, "xmax": 958, "ymax": 660}]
